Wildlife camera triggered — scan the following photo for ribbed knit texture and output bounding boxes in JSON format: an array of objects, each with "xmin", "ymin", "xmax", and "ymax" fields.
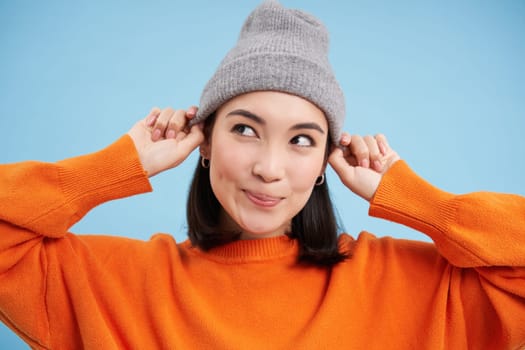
[
  {"xmin": 199, "ymin": 234, "xmax": 298, "ymax": 263},
  {"xmin": 1, "ymin": 137, "xmax": 524, "ymax": 349},
  {"xmin": 194, "ymin": 0, "xmax": 346, "ymax": 143}
]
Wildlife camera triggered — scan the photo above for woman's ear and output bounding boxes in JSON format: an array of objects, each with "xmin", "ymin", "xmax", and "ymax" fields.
[
  {"xmin": 199, "ymin": 111, "xmax": 216, "ymax": 160},
  {"xmin": 199, "ymin": 141, "xmax": 211, "ymax": 160},
  {"xmin": 319, "ymin": 169, "xmax": 326, "ymax": 178},
  {"xmin": 321, "ymin": 158, "xmax": 329, "ymax": 176}
]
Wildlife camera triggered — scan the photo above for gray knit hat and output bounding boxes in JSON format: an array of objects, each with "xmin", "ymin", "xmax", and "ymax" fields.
[{"xmin": 193, "ymin": 0, "xmax": 345, "ymax": 143}]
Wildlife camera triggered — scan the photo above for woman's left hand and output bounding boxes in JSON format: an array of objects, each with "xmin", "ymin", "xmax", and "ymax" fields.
[{"xmin": 328, "ymin": 133, "xmax": 400, "ymax": 201}]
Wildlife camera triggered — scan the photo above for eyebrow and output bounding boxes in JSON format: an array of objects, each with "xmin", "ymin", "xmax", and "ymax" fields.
[
  {"xmin": 226, "ymin": 109, "xmax": 265, "ymax": 125},
  {"xmin": 226, "ymin": 109, "xmax": 325, "ymax": 134}
]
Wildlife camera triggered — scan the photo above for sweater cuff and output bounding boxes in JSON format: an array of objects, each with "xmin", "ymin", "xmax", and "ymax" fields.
[
  {"xmin": 57, "ymin": 135, "xmax": 152, "ymax": 215},
  {"xmin": 369, "ymin": 161, "xmax": 457, "ymax": 239}
]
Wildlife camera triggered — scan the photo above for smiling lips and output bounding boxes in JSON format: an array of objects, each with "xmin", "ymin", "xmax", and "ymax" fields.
[{"xmin": 244, "ymin": 190, "xmax": 283, "ymax": 208}]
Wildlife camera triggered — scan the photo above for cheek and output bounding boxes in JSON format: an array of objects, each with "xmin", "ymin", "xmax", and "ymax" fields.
[
  {"xmin": 209, "ymin": 139, "xmax": 253, "ymax": 186},
  {"xmin": 289, "ymin": 157, "xmax": 324, "ymax": 191},
  {"xmin": 285, "ymin": 160, "xmax": 322, "ymax": 219}
]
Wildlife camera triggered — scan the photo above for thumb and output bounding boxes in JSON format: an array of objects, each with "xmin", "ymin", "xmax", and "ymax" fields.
[
  {"xmin": 328, "ymin": 147, "xmax": 356, "ymax": 187},
  {"xmin": 176, "ymin": 124, "xmax": 205, "ymax": 160}
]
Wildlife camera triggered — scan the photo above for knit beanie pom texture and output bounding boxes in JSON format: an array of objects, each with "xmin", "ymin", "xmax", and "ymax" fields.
[{"xmin": 194, "ymin": 0, "xmax": 345, "ymax": 143}]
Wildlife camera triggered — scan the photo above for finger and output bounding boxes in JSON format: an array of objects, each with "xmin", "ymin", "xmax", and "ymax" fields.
[
  {"xmin": 335, "ymin": 132, "xmax": 357, "ymax": 164},
  {"xmin": 349, "ymin": 135, "xmax": 370, "ymax": 168},
  {"xmin": 165, "ymin": 109, "xmax": 187, "ymax": 139},
  {"xmin": 338, "ymin": 132, "xmax": 351, "ymax": 147},
  {"xmin": 152, "ymin": 107, "xmax": 175, "ymax": 141},
  {"xmin": 363, "ymin": 135, "xmax": 382, "ymax": 172},
  {"xmin": 145, "ymin": 107, "xmax": 161, "ymax": 127},
  {"xmin": 186, "ymin": 105, "xmax": 198, "ymax": 119},
  {"xmin": 375, "ymin": 133, "xmax": 391, "ymax": 156}
]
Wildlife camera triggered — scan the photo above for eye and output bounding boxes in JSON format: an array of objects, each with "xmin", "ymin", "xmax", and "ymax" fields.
[
  {"xmin": 232, "ymin": 124, "xmax": 257, "ymax": 137},
  {"xmin": 290, "ymin": 135, "xmax": 314, "ymax": 147}
]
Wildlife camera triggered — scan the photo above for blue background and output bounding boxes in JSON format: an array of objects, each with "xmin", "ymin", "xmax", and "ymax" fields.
[{"xmin": 1, "ymin": 0, "xmax": 523, "ymax": 347}]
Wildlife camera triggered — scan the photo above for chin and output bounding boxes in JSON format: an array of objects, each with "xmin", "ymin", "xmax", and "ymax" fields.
[{"xmin": 233, "ymin": 212, "xmax": 290, "ymax": 239}]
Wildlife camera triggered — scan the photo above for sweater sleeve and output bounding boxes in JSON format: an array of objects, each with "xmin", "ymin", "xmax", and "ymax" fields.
[
  {"xmin": 369, "ymin": 160, "xmax": 525, "ymax": 268},
  {"xmin": 0, "ymin": 135, "xmax": 151, "ymax": 238},
  {"xmin": 368, "ymin": 160, "xmax": 525, "ymax": 348},
  {"xmin": 0, "ymin": 135, "xmax": 152, "ymax": 347}
]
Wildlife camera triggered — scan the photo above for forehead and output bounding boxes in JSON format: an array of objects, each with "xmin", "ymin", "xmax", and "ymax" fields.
[{"xmin": 216, "ymin": 91, "xmax": 328, "ymax": 128}]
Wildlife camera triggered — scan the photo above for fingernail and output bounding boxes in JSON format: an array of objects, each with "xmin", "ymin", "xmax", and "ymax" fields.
[
  {"xmin": 378, "ymin": 141, "xmax": 387, "ymax": 155},
  {"xmin": 146, "ymin": 114, "xmax": 155, "ymax": 126},
  {"xmin": 166, "ymin": 129, "xmax": 175, "ymax": 139},
  {"xmin": 152, "ymin": 129, "xmax": 161, "ymax": 140},
  {"xmin": 361, "ymin": 159, "xmax": 369, "ymax": 168},
  {"xmin": 187, "ymin": 106, "xmax": 197, "ymax": 116},
  {"xmin": 373, "ymin": 160, "xmax": 382, "ymax": 171}
]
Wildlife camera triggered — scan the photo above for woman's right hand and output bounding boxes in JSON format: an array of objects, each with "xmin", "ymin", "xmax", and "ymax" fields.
[{"xmin": 127, "ymin": 106, "xmax": 204, "ymax": 177}]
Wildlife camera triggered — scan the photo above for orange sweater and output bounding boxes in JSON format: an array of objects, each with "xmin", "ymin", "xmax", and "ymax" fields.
[{"xmin": 1, "ymin": 135, "xmax": 524, "ymax": 350}]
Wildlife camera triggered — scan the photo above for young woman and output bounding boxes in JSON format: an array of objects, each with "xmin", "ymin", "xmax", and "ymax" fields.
[{"xmin": 1, "ymin": 1, "xmax": 524, "ymax": 349}]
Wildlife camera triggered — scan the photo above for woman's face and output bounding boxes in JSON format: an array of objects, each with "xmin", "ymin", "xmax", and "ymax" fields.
[{"xmin": 201, "ymin": 91, "xmax": 329, "ymax": 240}]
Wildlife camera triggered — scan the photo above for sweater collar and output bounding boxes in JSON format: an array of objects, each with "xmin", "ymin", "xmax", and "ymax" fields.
[{"xmin": 197, "ymin": 235, "xmax": 299, "ymax": 263}]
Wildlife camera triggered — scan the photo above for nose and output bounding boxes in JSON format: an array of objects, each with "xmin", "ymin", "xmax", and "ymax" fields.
[{"xmin": 252, "ymin": 146, "xmax": 285, "ymax": 183}]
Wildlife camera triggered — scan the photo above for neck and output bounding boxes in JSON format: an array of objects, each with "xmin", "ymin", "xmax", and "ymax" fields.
[{"xmin": 218, "ymin": 209, "xmax": 291, "ymax": 240}]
